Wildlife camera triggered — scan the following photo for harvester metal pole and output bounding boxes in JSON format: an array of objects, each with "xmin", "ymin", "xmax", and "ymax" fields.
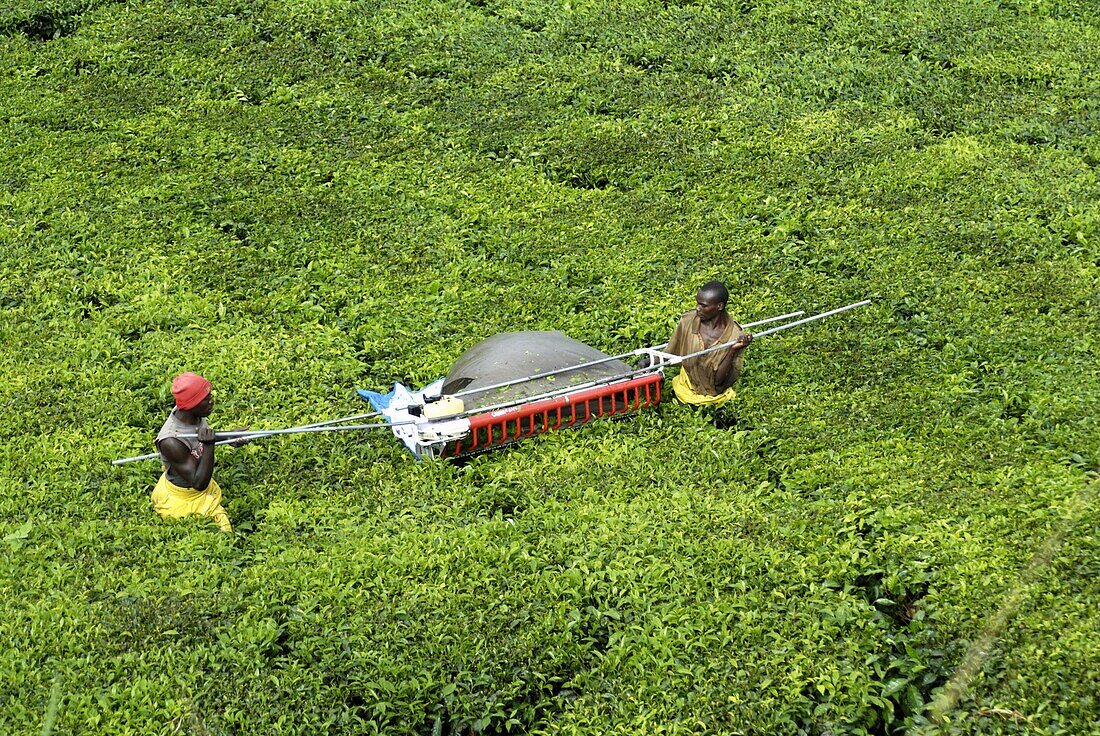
[
  {"xmin": 737, "ymin": 309, "xmax": 807, "ymax": 330},
  {"xmin": 176, "ymin": 420, "xmax": 421, "ymax": 442},
  {"xmin": 672, "ymin": 299, "xmax": 871, "ymax": 364},
  {"xmin": 110, "ymin": 409, "xmax": 386, "ymax": 466},
  {"xmin": 649, "ymin": 309, "xmax": 805, "ymax": 352},
  {"xmin": 743, "ymin": 300, "xmax": 869, "ymax": 339}
]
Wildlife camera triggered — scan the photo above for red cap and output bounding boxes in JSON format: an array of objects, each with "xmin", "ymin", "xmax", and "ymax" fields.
[{"xmin": 172, "ymin": 373, "xmax": 212, "ymax": 410}]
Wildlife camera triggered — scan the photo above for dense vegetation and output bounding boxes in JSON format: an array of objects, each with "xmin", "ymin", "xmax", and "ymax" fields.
[{"xmin": 1, "ymin": 0, "xmax": 1098, "ymax": 733}]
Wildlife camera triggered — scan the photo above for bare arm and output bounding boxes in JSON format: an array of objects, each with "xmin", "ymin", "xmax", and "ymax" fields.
[{"xmin": 158, "ymin": 425, "xmax": 216, "ymax": 491}]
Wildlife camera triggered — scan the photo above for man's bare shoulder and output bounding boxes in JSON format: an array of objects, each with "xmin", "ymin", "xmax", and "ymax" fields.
[{"xmin": 157, "ymin": 436, "xmax": 191, "ymax": 464}]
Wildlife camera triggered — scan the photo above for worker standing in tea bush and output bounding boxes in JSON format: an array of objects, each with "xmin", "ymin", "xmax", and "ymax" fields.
[
  {"xmin": 663, "ymin": 281, "xmax": 753, "ymax": 405},
  {"xmin": 151, "ymin": 372, "xmax": 247, "ymax": 532}
]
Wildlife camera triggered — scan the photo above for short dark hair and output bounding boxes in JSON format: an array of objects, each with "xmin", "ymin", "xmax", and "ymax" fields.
[{"xmin": 698, "ymin": 280, "xmax": 729, "ymax": 304}]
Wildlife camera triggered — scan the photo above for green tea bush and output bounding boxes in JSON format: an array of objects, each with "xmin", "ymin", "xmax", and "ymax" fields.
[
  {"xmin": 1, "ymin": 0, "xmax": 1099, "ymax": 733},
  {"xmin": 0, "ymin": 0, "xmax": 114, "ymax": 42}
]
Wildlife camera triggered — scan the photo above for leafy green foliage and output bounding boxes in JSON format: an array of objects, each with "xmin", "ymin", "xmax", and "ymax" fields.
[{"xmin": 1, "ymin": 0, "xmax": 1098, "ymax": 733}]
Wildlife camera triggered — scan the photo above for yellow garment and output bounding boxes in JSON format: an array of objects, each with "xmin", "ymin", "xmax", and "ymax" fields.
[
  {"xmin": 673, "ymin": 369, "xmax": 737, "ymax": 406},
  {"xmin": 151, "ymin": 473, "xmax": 232, "ymax": 532}
]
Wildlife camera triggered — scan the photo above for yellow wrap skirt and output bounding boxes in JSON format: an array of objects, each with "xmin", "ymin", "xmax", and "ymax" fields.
[
  {"xmin": 672, "ymin": 370, "xmax": 737, "ymax": 406},
  {"xmin": 151, "ymin": 474, "xmax": 232, "ymax": 532}
]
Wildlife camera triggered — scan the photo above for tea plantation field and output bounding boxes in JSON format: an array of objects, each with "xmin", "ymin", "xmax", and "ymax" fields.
[{"xmin": 1, "ymin": 0, "xmax": 1098, "ymax": 733}]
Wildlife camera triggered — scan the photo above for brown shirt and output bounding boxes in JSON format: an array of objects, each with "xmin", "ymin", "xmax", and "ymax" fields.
[{"xmin": 665, "ymin": 310, "xmax": 747, "ymax": 395}]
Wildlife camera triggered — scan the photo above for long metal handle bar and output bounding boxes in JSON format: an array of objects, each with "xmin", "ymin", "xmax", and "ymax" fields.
[
  {"xmin": 666, "ymin": 299, "xmax": 871, "ymax": 365},
  {"xmin": 737, "ymin": 310, "xmax": 807, "ymax": 330},
  {"xmin": 112, "ymin": 418, "xmax": 426, "ymax": 463},
  {"xmin": 446, "ymin": 310, "xmax": 805, "ymax": 402},
  {"xmin": 111, "ymin": 440, "xmax": 245, "ymax": 467},
  {"xmin": 648, "ymin": 309, "xmax": 806, "ymax": 352},
  {"xmin": 110, "ymin": 409, "xmax": 387, "ymax": 466},
  {"xmin": 177, "ymin": 420, "xmax": 422, "ymax": 440}
]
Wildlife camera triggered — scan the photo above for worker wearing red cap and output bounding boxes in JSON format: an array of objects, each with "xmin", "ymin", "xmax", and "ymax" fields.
[{"xmin": 151, "ymin": 373, "xmax": 245, "ymax": 531}]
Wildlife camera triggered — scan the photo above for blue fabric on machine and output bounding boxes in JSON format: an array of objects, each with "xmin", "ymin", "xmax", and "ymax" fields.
[{"xmin": 357, "ymin": 386, "xmax": 397, "ymax": 411}]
